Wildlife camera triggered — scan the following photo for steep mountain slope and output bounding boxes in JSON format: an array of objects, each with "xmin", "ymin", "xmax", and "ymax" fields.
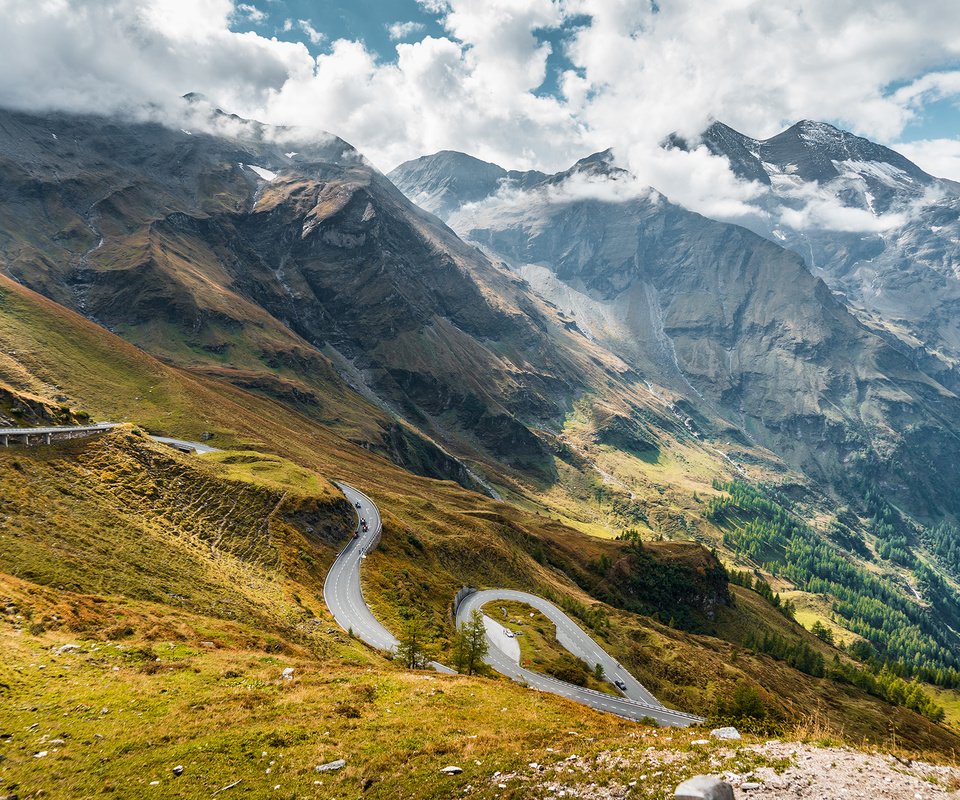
[
  {"xmin": 0, "ymin": 107, "xmax": 610, "ymax": 487},
  {"xmin": 0, "ymin": 104, "xmax": 783, "ymax": 541},
  {"xmin": 4, "ymin": 268, "xmax": 950, "ymax": 759},
  {"xmin": 685, "ymin": 121, "xmax": 960, "ymax": 385},
  {"xmin": 391, "ymin": 149, "xmax": 960, "ymax": 518}
]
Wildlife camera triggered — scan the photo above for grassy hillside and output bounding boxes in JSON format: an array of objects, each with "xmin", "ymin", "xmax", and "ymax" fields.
[{"xmin": 1, "ymin": 267, "xmax": 960, "ymax": 800}]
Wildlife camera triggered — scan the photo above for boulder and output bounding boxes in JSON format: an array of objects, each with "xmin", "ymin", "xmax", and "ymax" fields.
[
  {"xmin": 710, "ymin": 726, "xmax": 741, "ymax": 741},
  {"xmin": 281, "ymin": 667, "xmax": 295, "ymax": 680},
  {"xmin": 315, "ymin": 759, "xmax": 346, "ymax": 773},
  {"xmin": 674, "ymin": 775, "xmax": 734, "ymax": 800},
  {"xmin": 440, "ymin": 765, "xmax": 463, "ymax": 775}
]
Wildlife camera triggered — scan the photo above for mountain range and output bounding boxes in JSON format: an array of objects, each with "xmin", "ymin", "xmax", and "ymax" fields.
[
  {"xmin": 390, "ymin": 133, "xmax": 960, "ymax": 519},
  {"xmin": 4, "ymin": 102, "xmax": 960, "ymax": 777}
]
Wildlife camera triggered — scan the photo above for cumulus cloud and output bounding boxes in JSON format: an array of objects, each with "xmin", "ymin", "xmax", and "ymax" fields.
[
  {"xmin": 894, "ymin": 139, "xmax": 960, "ymax": 181},
  {"xmin": 778, "ymin": 195, "xmax": 911, "ymax": 233},
  {"xmin": 297, "ymin": 19, "xmax": 324, "ymax": 45},
  {"xmin": 387, "ymin": 21, "xmax": 425, "ymax": 41},
  {"xmin": 235, "ymin": 3, "xmax": 266, "ymax": 24},
  {"xmin": 1, "ymin": 0, "xmax": 959, "ymax": 222}
]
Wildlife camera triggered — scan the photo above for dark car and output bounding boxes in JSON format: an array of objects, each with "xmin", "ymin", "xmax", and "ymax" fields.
[
  {"xmin": 614, "ymin": 678, "xmax": 627, "ymax": 691},
  {"xmin": 355, "ymin": 501, "xmax": 362, "ymax": 509}
]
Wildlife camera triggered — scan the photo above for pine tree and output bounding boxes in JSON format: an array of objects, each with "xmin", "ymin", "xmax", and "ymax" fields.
[
  {"xmin": 396, "ymin": 612, "xmax": 428, "ymax": 669},
  {"xmin": 462, "ymin": 608, "xmax": 489, "ymax": 675}
]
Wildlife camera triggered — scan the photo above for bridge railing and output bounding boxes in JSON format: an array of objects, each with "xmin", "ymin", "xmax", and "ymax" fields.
[{"xmin": 0, "ymin": 423, "xmax": 119, "ymax": 447}]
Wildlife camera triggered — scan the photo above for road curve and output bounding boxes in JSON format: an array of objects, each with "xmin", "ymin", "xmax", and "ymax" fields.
[
  {"xmin": 325, "ymin": 483, "xmax": 456, "ymax": 673},
  {"xmin": 325, "ymin": 484, "xmax": 703, "ymax": 726},
  {"xmin": 323, "ymin": 483, "xmax": 400, "ymax": 653},
  {"xmin": 149, "ymin": 435, "xmax": 221, "ymax": 454},
  {"xmin": 456, "ymin": 589, "xmax": 703, "ymax": 727},
  {"xmin": 458, "ymin": 588, "xmax": 663, "ymax": 707}
]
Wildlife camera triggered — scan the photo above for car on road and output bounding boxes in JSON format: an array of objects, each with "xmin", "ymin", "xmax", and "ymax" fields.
[
  {"xmin": 504, "ymin": 629, "xmax": 515, "ymax": 638},
  {"xmin": 361, "ymin": 522, "xmax": 368, "ymax": 532},
  {"xmin": 353, "ymin": 532, "xmax": 359, "ymax": 539},
  {"xmin": 614, "ymin": 678, "xmax": 627, "ymax": 691},
  {"xmin": 355, "ymin": 501, "xmax": 362, "ymax": 509}
]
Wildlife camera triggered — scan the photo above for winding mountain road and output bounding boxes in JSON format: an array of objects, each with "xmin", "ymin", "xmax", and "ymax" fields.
[
  {"xmin": 324, "ymin": 483, "xmax": 455, "ymax": 673},
  {"xmin": 457, "ymin": 588, "xmax": 663, "ymax": 708},
  {"xmin": 5, "ymin": 425, "xmax": 702, "ymax": 724},
  {"xmin": 325, "ymin": 483, "xmax": 704, "ymax": 726},
  {"xmin": 323, "ymin": 483, "xmax": 400, "ymax": 653}
]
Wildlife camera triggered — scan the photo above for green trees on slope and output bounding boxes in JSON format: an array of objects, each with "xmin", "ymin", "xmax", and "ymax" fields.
[
  {"xmin": 452, "ymin": 609, "xmax": 489, "ymax": 675},
  {"xmin": 709, "ymin": 480, "xmax": 960, "ymax": 689}
]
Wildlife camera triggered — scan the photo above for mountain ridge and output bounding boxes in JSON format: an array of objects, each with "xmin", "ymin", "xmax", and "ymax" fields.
[{"xmin": 391, "ymin": 137, "xmax": 960, "ymax": 520}]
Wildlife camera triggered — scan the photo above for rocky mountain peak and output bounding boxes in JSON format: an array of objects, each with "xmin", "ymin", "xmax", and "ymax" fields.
[{"xmin": 389, "ymin": 150, "xmax": 547, "ymax": 217}]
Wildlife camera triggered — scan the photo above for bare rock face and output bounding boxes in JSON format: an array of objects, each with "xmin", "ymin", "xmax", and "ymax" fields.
[{"xmin": 694, "ymin": 120, "xmax": 960, "ymax": 391}]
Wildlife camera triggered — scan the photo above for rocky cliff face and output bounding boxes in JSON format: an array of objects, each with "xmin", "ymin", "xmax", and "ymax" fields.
[
  {"xmin": 392, "ymin": 147, "xmax": 960, "ymax": 515},
  {"xmin": 685, "ymin": 121, "xmax": 960, "ymax": 388}
]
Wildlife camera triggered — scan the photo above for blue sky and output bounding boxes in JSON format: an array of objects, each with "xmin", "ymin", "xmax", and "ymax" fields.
[
  {"xmin": 234, "ymin": 1, "xmax": 447, "ymax": 60},
  {"xmin": 900, "ymin": 96, "xmax": 960, "ymax": 142}
]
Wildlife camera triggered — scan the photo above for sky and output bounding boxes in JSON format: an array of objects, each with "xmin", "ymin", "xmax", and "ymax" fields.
[{"xmin": 1, "ymin": 0, "xmax": 960, "ymax": 193}]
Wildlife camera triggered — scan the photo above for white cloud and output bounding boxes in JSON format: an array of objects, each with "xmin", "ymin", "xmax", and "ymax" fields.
[
  {"xmin": 236, "ymin": 3, "xmax": 266, "ymax": 24},
  {"xmin": 416, "ymin": 0, "xmax": 449, "ymax": 13},
  {"xmin": 778, "ymin": 195, "xmax": 910, "ymax": 233},
  {"xmin": 2, "ymin": 0, "xmax": 960, "ymax": 221},
  {"xmin": 892, "ymin": 71, "xmax": 960, "ymax": 109},
  {"xmin": 387, "ymin": 21, "xmax": 425, "ymax": 41},
  {"xmin": 621, "ymin": 144, "xmax": 769, "ymax": 222},
  {"xmin": 893, "ymin": 139, "xmax": 960, "ymax": 182},
  {"xmin": 297, "ymin": 18, "xmax": 324, "ymax": 45}
]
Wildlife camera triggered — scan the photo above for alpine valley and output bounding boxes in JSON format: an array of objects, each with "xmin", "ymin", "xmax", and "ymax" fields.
[{"xmin": 4, "ymin": 98, "xmax": 960, "ymax": 799}]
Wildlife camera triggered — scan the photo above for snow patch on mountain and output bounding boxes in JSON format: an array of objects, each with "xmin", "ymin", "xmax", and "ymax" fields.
[{"xmin": 244, "ymin": 164, "xmax": 278, "ymax": 181}]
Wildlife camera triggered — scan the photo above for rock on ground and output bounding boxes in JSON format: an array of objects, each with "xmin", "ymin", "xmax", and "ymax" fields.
[
  {"xmin": 732, "ymin": 742, "xmax": 960, "ymax": 799},
  {"xmin": 674, "ymin": 774, "xmax": 734, "ymax": 799}
]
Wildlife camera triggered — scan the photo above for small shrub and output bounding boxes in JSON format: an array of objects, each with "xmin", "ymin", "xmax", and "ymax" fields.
[
  {"xmin": 336, "ymin": 703, "xmax": 361, "ymax": 719},
  {"xmin": 105, "ymin": 624, "xmax": 135, "ymax": 640}
]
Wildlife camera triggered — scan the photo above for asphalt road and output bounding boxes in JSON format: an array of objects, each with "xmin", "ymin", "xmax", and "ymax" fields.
[
  {"xmin": 324, "ymin": 484, "xmax": 703, "ymax": 726},
  {"xmin": 461, "ymin": 588, "xmax": 663, "ymax": 707},
  {"xmin": 149, "ymin": 436, "xmax": 221, "ymax": 454},
  {"xmin": 457, "ymin": 589, "xmax": 703, "ymax": 727},
  {"xmin": 323, "ymin": 483, "xmax": 400, "ymax": 653},
  {"xmin": 323, "ymin": 483, "xmax": 457, "ymax": 673}
]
